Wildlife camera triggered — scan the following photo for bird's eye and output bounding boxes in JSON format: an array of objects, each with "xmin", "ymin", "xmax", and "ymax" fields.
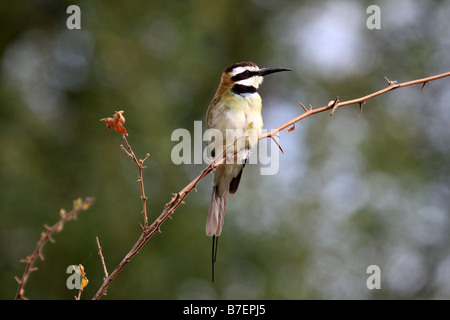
[{"xmin": 244, "ymin": 70, "xmax": 250, "ymax": 77}]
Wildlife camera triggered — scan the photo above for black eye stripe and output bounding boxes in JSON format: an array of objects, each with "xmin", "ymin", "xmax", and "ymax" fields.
[{"xmin": 231, "ymin": 70, "xmax": 257, "ymax": 82}]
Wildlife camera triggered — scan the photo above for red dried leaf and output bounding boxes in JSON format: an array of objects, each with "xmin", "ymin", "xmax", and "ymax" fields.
[
  {"xmin": 284, "ymin": 124, "xmax": 295, "ymax": 133},
  {"xmin": 100, "ymin": 111, "xmax": 127, "ymax": 135}
]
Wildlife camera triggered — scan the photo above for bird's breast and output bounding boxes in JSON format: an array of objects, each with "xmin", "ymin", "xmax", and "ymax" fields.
[
  {"xmin": 219, "ymin": 93, "xmax": 262, "ymax": 130},
  {"xmin": 208, "ymin": 93, "xmax": 262, "ymax": 152}
]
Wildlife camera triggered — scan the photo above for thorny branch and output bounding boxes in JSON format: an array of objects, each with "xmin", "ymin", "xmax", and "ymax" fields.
[
  {"xmin": 96, "ymin": 236, "xmax": 109, "ymax": 280},
  {"xmin": 121, "ymin": 135, "xmax": 150, "ymax": 229},
  {"xmin": 74, "ymin": 264, "xmax": 89, "ymax": 300},
  {"xmin": 260, "ymin": 71, "xmax": 450, "ymax": 140},
  {"xmin": 14, "ymin": 197, "xmax": 94, "ymax": 300},
  {"xmin": 94, "ymin": 71, "xmax": 450, "ymax": 299},
  {"xmin": 92, "ymin": 128, "xmax": 228, "ymax": 299}
]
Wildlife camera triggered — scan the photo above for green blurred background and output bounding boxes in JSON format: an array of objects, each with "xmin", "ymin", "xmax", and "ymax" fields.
[{"xmin": 1, "ymin": 0, "xmax": 450, "ymax": 299}]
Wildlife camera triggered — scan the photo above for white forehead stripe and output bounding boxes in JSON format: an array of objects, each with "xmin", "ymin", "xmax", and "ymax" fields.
[{"xmin": 231, "ymin": 66, "xmax": 260, "ymax": 77}]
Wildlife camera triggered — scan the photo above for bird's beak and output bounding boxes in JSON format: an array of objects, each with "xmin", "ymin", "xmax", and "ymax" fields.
[{"xmin": 258, "ymin": 67, "xmax": 292, "ymax": 77}]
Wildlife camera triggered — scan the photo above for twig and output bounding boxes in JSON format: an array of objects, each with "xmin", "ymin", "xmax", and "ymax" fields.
[
  {"xmin": 120, "ymin": 134, "xmax": 150, "ymax": 228},
  {"xmin": 14, "ymin": 197, "xmax": 94, "ymax": 300},
  {"xmin": 74, "ymin": 264, "xmax": 89, "ymax": 300},
  {"xmin": 96, "ymin": 237, "xmax": 109, "ymax": 280},
  {"xmin": 92, "ymin": 138, "xmax": 229, "ymax": 300},
  {"xmin": 271, "ymin": 135, "xmax": 284, "ymax": 154},
  {"xmin": 94, "ymin": 71, "xmax": 450, "ymax": 299}
]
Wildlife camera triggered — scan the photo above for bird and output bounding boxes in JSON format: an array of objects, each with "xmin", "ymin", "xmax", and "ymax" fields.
[{"xmin": 205, "ymin": 61, "xmax": 291, "ymax": 281}]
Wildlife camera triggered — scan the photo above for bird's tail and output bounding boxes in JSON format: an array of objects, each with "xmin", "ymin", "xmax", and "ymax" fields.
[
  {"xmin": 206, "ymin": 186, "xmax": 228, "ymax": 282},
  {"xmin": 206, "ymin": 186, "xmax": 228, "ymax": 237}
]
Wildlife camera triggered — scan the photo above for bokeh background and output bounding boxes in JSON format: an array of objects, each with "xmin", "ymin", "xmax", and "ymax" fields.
[{"xmin": 1, "ymin": 0, "xmax": 450, "ymax": 299}]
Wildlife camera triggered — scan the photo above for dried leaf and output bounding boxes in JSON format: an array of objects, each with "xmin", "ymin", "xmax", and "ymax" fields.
[
  {"xmin": 100, "ymin": 110, "xmax": 128, "ymax": 135},
  {"xmin": 78, "ymin": 264, "xmax": 88, "ymax": 289},
  {"xmin": 81, "ymin": 277, "xmax": 89, "ymax": 289},
  {"xmin": 78, "ymin": 264, "xmax": 85, "ymax": 276},
  {"xmin": 284, "ymin": 124, "xmax": 295, "ymax": 133}
]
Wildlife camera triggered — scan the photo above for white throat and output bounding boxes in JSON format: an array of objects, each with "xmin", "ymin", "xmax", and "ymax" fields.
[{"xmin": 236, "ymin": 75, "xmax": 264, "ymax": 88}]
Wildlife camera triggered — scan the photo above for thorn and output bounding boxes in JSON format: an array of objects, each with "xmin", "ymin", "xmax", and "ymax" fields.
[
  {"xmin": 298, "ymin": 101, "xmax": 308, "ymax": 112},
  {"xmin": 38, "ymin": 251, "xmax": 45, "ymax": 261},
  {"xmin": 15, "ymin": 276, "xmax": 21, "ymax": 284},
  {"xmin": 20, "ymin": 257, "xmax": 30, "ymax": 264},
  {"xmin": 171, "ymin": 193, "xmax": 180, "ymax": 201},
  {"xmin": 329, "ymin": 96, "xmax": 340, "ymax": 116},
  {"xmin": 271, "ymin": 135, "xmax": 284, "ymax": 155},
  {"xmin": 139, "ymin": 223, "xmax": 144, "ymax": 231},
  {"xmin": 384, "ymin": 76, "xmax": 398, "ymax": 86},
  {"xmin": 421, "ymin": 81, "xmax": 429, "ymax": 90},
  {"xmin": 358, "ymin": 102, "xmax": 364, "ymax": 117},
  {"xmin": 48, "ymin": 234, "xmax": 56, "ymax": 243}
]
